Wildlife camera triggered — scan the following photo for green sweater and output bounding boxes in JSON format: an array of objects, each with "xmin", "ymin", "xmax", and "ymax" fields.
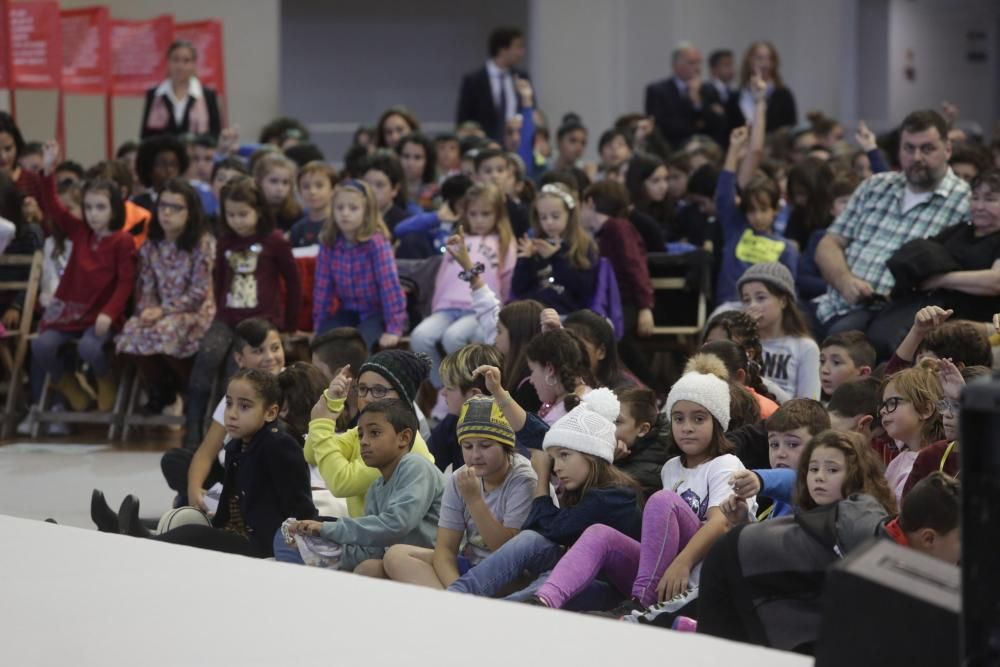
[{"xmin": 321, "ymin": 453, "xmax": 444, "ymax": 571}]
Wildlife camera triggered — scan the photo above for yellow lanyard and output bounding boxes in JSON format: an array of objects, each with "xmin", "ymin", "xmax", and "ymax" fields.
[{"xmin": 939, "ymin": 441, "xmax": 957, "ymax": 474}]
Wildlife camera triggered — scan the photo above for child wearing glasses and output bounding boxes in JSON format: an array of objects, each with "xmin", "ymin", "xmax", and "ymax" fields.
[
  {"xmin": 116, "ymin": 179, "xmax": 216, "ymax": 416},
  {"xmin": 305, "ymin": 349, "xmax": 436, "ymax": 517},
  {"xmin": 879, "ymin": 361, "xmax": 946, "ymax": 504}
]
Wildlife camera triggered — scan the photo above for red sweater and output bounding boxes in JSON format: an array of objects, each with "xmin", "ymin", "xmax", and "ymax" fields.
[
  {"xmin": 595, "ymin": 217, "xmax": 654, "ymax": 309},
  {"xmin": 39, "ymin": 173, "xmax": 135, "ymax": 333},
  {"xmin": 214, "ymin": 230, "xmax": 301, "ymax": 331},
  {"xmin": 902, "ymin": 440, "xmax": 958, "ymax": 497}
]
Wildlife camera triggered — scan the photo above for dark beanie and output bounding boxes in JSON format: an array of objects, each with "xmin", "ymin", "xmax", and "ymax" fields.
[{"xmin": 358, "ymin": 350, "xmax": 431, "ymax": 405}]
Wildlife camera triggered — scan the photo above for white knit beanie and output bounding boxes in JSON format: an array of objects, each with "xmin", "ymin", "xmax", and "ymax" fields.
[
  {"xmin": 543, "ymin": 388, "xmax": 620, "ymax": 463},
  {"xmin": 665, "ymin": 371, "xmax": 731, "ymax": 431}
]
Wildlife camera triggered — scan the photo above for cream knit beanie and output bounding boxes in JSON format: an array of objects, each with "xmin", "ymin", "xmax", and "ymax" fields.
[{"xmin": 542, "ymin": 388, "xmax": 620, "ymax": 463}]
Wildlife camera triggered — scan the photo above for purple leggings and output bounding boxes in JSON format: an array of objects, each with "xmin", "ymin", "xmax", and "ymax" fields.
[{"xmin": 536, "ymin": 490, "xmax": 701, "ymax": 608}]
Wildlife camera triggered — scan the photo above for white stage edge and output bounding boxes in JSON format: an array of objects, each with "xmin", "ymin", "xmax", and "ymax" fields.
[{"xmin": 0, "ymin": 515, "xmax": 814, "ymax": 667}]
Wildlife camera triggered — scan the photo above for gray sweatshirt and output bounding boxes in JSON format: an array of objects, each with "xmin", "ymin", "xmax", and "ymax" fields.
[{"xmin": 321, "ymin": 452, "xmax": 444, "ymax": 571}]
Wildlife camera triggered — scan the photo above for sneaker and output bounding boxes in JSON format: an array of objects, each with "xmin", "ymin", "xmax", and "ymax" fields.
[
  {"xmin": 623, "ymin": 586, "xmax": 699, "ymax": 626},
  {"xmin": 589, "ymin": 597, "xmax": 646, "ymax": 619},
  {"xmin": 45, "ymin": 404, "xmax": 72, "ymax": 436},
  {"xmin": 16, "ymin": 411, "xmax": 33, "ymax": 436}
]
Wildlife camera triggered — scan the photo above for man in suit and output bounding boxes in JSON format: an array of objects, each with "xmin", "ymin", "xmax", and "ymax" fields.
[
  {"xmin": 644, "ymin": 42, "xmax": 727, "ymax": 149},
  {"xmin": 456, "ymin": 27, "xmax": 529, "ymax": 144},
  {"xmin": 708, "ymin": 49, "xmax": 736, "ymax": 105}
]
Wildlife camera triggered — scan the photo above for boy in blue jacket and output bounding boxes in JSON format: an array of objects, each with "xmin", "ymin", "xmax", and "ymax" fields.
[{"xmin": 721, "ymin": 399, "xmax": 830, "ymax": 522}]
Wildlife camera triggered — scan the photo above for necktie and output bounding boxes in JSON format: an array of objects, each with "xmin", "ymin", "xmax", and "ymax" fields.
[{"xmin": 497, "ymin": 72, "xmax": 508, "ymax": 121}]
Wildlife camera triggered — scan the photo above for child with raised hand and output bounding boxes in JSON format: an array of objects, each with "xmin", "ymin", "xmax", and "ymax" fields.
[
  {"xmin": 184, "ymin": 176, "xmax": 300, "ymax": 447},
  {"xmin": 312, "ymin": 179, "xmax": 406, "ymax": 349},
  {"xmin": 279, "ymin": 399, "xmax": 444, "ymax": 576},
  {"xmin": 410, "ymin": 182, "xmax": 515, "ymax": 389},
  {"xmin": 714, "ymin": 125, "xmax": 798, "ymax": 310},
  {"xmin": 511, "ymin": 182, "xmax": 598, "ymax": 313},
  {"xmin": 428, "ymin": 343, "xmax": 504, "ymax": 472},
  {"xmin": 446, "ymin": 384, "xmax": 642, "ymax": 604},
  {"xmin": 738, "ymin": 262, "xmax": 820, "ymax": 400},
  {"xmin": 305, "ymin": 349, "xmax": 435, "ymax": 518},
  {"xmin": 721, "ymin": 398, "xmax": 830, "ymax": 523},
  {"xmin": 31, "ymin": 140, "xmax": 135, "ymax": 413},
  {"xmin": 819, "ymin": 330, "xmax": 874, "ymax": 400},
  {"xmin": 289, "ymin": 161, "xmax": 337, "ymax": 248},
  {"xmin": 879, "ymin": 361, "xmax": 946, "ymax": 503},
  {"xmin": 531, "ymin": 357, "xmax": 750, "ymax": 617},
  {"xmin": 252, "ymin": 152, "xmax": 301, "ymax": 232},
  {"xmin": 383, "ymin": 396, "xmax": 537, "ymax": 588},
  {"xmin": 116, "ymin": 178, "xmax": 215, "ymax": 416},
  {"xmin": 887, "ymin": 305, "xmax": 993, "ymax": 375},
  {"xmin": 115, "ymin": 368, "xmax": 317, "ymax": 557}
]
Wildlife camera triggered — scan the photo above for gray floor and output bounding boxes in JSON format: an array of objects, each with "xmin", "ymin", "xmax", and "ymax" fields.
[{"xmin": 0, "ymin": 442, "xmax": 174, "ymax": 529}]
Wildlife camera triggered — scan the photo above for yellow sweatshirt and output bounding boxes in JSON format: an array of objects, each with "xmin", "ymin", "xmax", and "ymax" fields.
[{"xmin": 304, "ymin": 417, "xmax": 435, "ymax": 517}]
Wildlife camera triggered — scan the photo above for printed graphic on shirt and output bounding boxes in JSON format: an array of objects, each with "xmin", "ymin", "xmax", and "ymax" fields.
[
  {"xmin": 762, "ymin": 349, "xmax": 791, "ymax": 381},
  {"xmin": 225, "ymin": 243, "xmax": 262, "ymax": 309},
  {"xmin": 734, "ymin": 229, "xmax": 786, "ymax": 265},
  {"xmin": 679, "ymin": 488, "xmax": 705, "ymax": 520}
]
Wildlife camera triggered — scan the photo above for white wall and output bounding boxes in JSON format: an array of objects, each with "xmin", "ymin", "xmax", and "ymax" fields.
[{"xmin": 5, "ymin": 0, "xmax": 280, "ymax": 166}]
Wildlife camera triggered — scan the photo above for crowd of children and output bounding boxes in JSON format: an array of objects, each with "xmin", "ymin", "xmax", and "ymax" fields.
[{"xmin": 1, "ymin": 28, "xmax": 994, "ymax": 656}]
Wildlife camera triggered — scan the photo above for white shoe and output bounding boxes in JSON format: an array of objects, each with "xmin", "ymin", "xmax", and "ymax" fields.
[
  {"xmin": 45, "ymin": 404, "xmax": 72, "ymax": 436},
  {"xmin": 162, "ymin": 395, "xmax": 184, "ymax": 431},
  {"xmin": 16, "ymin": 411, "xmax": 33, "ymax": 436}
]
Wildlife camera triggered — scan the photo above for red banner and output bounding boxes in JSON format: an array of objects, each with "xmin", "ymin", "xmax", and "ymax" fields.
[
  {"xmin": 60, "ymin": 6, "xmax": 110, "ymax": 94},
  {"xmin": 0, "ymin": 0, "xmax": 12, "ymax": 89},
  {"xmin": 110, "ymin": 15, "xmax": 173, "ymax": 96},
  {"xmin": 174, "ymin": 20, "xmax": 225, "ymax": 95},
  {"xmin": 8, "ymin": 1, "xmax": 62, "ymax": 90}
]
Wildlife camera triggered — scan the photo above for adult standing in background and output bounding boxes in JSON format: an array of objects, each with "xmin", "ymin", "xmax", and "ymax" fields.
[
  {"xmin": 726, "ymin": 41, "xmax": 797, "ymax": 133},
  {"xmin": 644, "ymin": 42, "xmax": 728, "ymax": 149},
  {"xmin": 140, "ymin": 40, "xmax": 222, "ymax": 140},
  {"xmin": 456, "ymin": 27, "xmax": 530, "ymax": 144},
  {"xmin": 708, "ymin": 49, "xmax": 737, "ymax": 105}
]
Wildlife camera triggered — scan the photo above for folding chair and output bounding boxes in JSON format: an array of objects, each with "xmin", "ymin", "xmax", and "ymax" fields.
[{"xmin": 0, "ymin": 251, "xmax": 43, "ymax": 439}]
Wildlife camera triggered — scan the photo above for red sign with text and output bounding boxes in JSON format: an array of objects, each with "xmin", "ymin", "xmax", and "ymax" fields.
[
  {"xmin": 8, "ymin": 1, "xmax": 62, "ymax": 89},
  {"xmin": 0, "ymin": 0, "xmax": 11, "ymax": 88},
  {"xmin": 110, "ymin": 15, "xmax": 173, "ymax": 96},
  {"xmin": 60, "ymin": 6, "xmax": 110, "ymax": 94},
  {"xmin": 175, "ymin": 20, "xmax": 225, "ymax": 95}
]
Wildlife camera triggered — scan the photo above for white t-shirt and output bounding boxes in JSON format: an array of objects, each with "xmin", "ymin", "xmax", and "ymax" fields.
[
  {"xmin": 761, "ymin": 335, "xmax": 821, "ymax": 400},
  {"xmin": 660, "ymin": 453, "xmax": 757, "ymax": 586},
  {"xmin": 901, "ymin": 188, "xmax": 933, "ymax": 215}
]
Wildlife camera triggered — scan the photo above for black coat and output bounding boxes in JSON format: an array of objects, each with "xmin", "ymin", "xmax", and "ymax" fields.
[
  {"xmin": 644, "ymin": 76, "xmax": 728, "ymax": 148},
  {"xmin": 724, "ymin": 86, "xmax": 797, "ymax": 134},
  {"xmin": 456, "ymin": 66, "xmax": 530, "ymax": 143},
  {"xmin": 617, "ymin": 424, "xmax": 671, "ymax": 502},
  {"xmin": 140, "ymin": 85, "xmax": 222, "ymax": 139},
  {"xmin": 213, "ymin": 423, "xmax": 317, "ymax": 556}
]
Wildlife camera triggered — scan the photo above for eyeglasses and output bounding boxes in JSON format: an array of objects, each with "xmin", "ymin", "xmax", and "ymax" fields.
[
  {"xmin": 936, "ymin": 399, "xmax": 960, "ymax": 415},
  {"xmin": 157, "ymin": 201, "xmax": 187, "ymax": 214},
  {"xmin": 356, "ymin": 384, "xmax": 393, "ymax": 399},
  {"xmin": 879, "ymin": 397, "xmax": 911, "ymax": 415}
]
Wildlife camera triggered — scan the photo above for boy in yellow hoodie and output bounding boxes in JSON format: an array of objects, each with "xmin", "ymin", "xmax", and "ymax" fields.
[{"xmin": 305, "ymin": 349, "xmax": 435, "ymax": 516}]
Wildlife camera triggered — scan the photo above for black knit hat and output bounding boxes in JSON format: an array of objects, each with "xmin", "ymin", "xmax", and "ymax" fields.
[{"xmin": 358, "ymin": 350, "xmax": 431, "ymax": 405}]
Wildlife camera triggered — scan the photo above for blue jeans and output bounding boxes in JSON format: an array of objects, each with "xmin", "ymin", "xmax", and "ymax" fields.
[
  {"xmin": 318, "ymin": 310, "xmax": 385, "ymax": 350},
  {"xmin": 272, "ymin": 528, "xmax": 305, "ymax": 564},
  {"xmin": 447, "ymin": 530, "xmax": 564, "ymax": 597},
  {"xmin": 408, "ymin": 308, "xmax": 478, "ymax": 388},
  {"xmin": 31, "ymin": 326, "xmax": 113, "ymax": 379}
]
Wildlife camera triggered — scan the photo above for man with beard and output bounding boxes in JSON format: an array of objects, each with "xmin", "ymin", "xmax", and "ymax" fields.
[{"xmin": 813, "ymin": 110, "xmax": 970, "ymax": 359}]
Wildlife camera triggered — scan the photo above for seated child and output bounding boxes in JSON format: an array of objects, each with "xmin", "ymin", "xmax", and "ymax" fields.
[
  {"xmin": 288, "ymin": 161, "xmax": 336, "ymax": 248},
  {"xmin": 702, "ymin": 310, "xmax": 789, "ymax": 404},
  {"xmin": 885, "ymin": 471, "xmax": 961, "ymax": 564},
  {"xmin": 429, "ymin": 344, "xmax": 504, "ymax": 472},
  {"xmin": 887, "ymin": 305, "xmax": 992, "ymax": 375},
  {"xmin": 819, "ymin": 330, "xmax": 874, "ymax": 400},
  {"xmin": 278, "ymin": 399, "xmax": 444, "ymax": 577},
  {"xmin": 110, "ymin": 369, "xmax": 317, "ymax": 558},
  {"xmin": 305, "ymin": 349, "xmax": 435, "ymax": 517},
  {"xmin": 700, "ymin": 339, "xmax": 780, "ymax": 418},
  {"xmin": 613, "ymin": 388, "xmax": 671, "ymax": 501},
  {"xmin": 394, "ymin": 174, "xmax": 473, "ymax": 259},
  {"xmin": 383, "ymin": 396, "xmax": 537, "ymax": 588},
  {"xmin": 721, "ymin": 398, "xmax": 830, "ymax": 522},
  {"xmin": 309, "ymin": 326, "xmax": 369, "ymax": 430}
]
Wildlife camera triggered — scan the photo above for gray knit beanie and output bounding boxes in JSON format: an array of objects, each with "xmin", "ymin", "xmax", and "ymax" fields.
[{"xmin": 736, "ymin": 262, "xmax": 796, "ymax": 299}]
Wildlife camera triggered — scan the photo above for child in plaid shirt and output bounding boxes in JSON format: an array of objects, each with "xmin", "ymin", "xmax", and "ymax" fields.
[{"xmin": 312, "ymin": 179, "xmax": 407, "ymax": 349}]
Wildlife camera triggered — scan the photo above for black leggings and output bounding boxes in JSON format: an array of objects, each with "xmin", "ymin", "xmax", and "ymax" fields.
[
  {"xmin": 160, "ymin": 448, "xmax": 225, "ymax": 505},
  {"xmin": 153, "ymin": 525, "xmax": 263, "ymax": 558}
]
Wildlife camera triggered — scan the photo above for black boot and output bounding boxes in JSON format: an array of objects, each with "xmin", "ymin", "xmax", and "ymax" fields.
[
  {"xmin": 91, "ymin": 489, "xmax": 119, "ymax": 533},
  {"xmin": 117, "ymin": 495, "xmax": 152, "ymax": 538}
]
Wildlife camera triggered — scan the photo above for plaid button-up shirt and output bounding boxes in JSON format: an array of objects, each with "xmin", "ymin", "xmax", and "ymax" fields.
[
  {"xmin": 815, "ymin": 168, "xmax": 970, "ymax": 323},
  {"xmin": 312, "ymin": 233, "xmax": 408, "ymax": 335}
]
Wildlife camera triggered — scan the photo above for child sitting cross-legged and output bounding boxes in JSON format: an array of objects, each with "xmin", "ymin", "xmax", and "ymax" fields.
[
  {"xmin": 383, "ymin": 396, "xmax": 537, "ymax": 588},
  {"xmin": 277, "ymin": 399, "xmax": 444, "ymax": 577}
]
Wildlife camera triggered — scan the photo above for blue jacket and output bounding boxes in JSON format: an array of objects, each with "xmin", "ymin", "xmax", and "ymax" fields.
[
  {"xmin": 714, "ymin": 170, "xmax": 799, "ymax": 304},
  {"xmin": 523, "ymin": 487, "xmax": 642, "ymax": 546},
  {"xmin": 754, "ymin": 467, "xmax": 797, "ymax": 519}
]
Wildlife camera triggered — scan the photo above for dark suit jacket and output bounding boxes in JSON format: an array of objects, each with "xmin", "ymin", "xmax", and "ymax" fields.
[
  {"xmin": 456, "ymin": 65, "xmax": 530, "ymax": 143},
  {"xmin": 724, "ymin": 86, "xmax": 798, "ymax": 134},
  {"xmin": 140, "ymin": 85, "xmax": 222, "ymax": 139},
  {"xmin": 644, "ymin": 76, "xmax": 727, "ymax": 148}
]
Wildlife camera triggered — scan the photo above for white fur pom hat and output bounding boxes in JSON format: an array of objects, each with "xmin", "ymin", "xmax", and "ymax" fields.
[
  {"xmin": 543, "ymin": 387, "xmax": 620, "ymax": 463},
  {"xmin": 665, "ymin": 355, "xmax": 732, "ymax": 430}
]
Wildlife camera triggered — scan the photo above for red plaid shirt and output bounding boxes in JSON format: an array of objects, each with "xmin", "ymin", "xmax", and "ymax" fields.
[{"xmin": 312, "ymin": 233, "xmax": 407, "ymax": 335}]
